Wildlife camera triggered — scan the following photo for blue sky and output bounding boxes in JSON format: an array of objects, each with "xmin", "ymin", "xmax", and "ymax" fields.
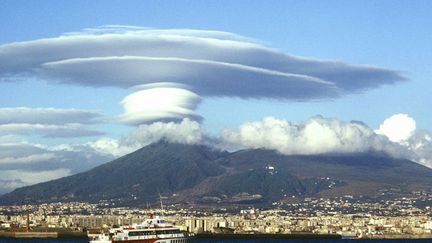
[{"xmin": 0, "ymin": 0, "xmax": 431, "ymax": 193}]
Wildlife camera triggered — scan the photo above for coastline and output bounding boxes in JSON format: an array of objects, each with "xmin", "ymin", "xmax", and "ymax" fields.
[{"xmin": 359, "ymin": 234, "xmax": 432, "ymax": 240}]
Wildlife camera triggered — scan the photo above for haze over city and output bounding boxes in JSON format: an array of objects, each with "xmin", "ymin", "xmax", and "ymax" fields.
[{"xmin": 0, "ymin": 0, "xmax": 431, "ymax": 196}]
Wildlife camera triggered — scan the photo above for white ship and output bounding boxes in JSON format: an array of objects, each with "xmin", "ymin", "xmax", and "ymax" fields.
[{"xmin": 89, "ymin": 214, "xmax": 192, "ymax": 243}]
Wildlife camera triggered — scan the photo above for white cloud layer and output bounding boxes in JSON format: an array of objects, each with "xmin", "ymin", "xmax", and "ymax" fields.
[
  {"xmin": 0, "ymin": 107, "xmax": 101, "ymax": 125},
  {"xmin": 0, "ymin": 26, "xmax": 405, "ymax": 101},
  {"xmin": 405, "ymin": 130, "xmax": 432, "ymax": 167},
  {"xmin": 0, "ymin": 169, "xmax": 71, "ymax": 193},
  {"xmin": 0, "ymin": 142, "xmax": 112, "ymax": 172},
  {"xmin": 0, "ymin": 123, "xmax": 104, "ymax": 138},
  {"xmin": 0, "ymin": 139, "xmax": 113, "ymax": 194},
  {"xmin": 87, "ymin": 138, "xmax": 132, "ymax": 158},
  {"xmin": 87, "ymin": 118, "xmax": 206, "ymax": 157},
  {"xmin": 0, "ymin": 153, "xmax": 57, "ymax": 165},
  {"xmin": 124, "ymin": 118, "xmax": 205, "ymax": 147},
  {"xmin": 219, "ymin": 115, "xmax": 432, "ymax": 168},
  {"xmin": 0, "ymin": 107, "xmax": 104, "ymax": 138},
  {"xmin": 219, "ymin": 116, "xmax": 401, "ymax": 155},
  {"xmin": 89, "ymin": 118, "xmax": 205, "ymax": 157}
]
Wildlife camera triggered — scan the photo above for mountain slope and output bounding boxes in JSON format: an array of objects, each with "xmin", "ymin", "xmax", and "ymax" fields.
[
  {"xmin": 215, "ymin": 150, "xmax": 432, "ymax": 198},
  {"xmin": 1, "ymin": 142, "xmax": 431, "ymax": 205},
  {"xmin": 0, "ymin": 142, "xmax": 226, "ymax": 204}
]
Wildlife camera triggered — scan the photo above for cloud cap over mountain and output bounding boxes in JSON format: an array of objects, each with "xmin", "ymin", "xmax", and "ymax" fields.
[{"xmin": 219, "ymin": 116, "xmax": 402, "ymax": 155}]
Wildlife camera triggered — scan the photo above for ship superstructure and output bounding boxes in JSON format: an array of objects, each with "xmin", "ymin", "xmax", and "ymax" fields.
[{"xmin": 90, "ymin": 214, "xmax": 191, "ymax": 243}]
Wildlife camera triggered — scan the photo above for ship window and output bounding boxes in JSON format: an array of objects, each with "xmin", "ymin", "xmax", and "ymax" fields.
[
  {"xmin": 128, "ymin": 230, "xmax": 155, "ymax": 236},
  {"xmin": 156, "ymin": 229, "xmax": 181, "ymax": 235}
]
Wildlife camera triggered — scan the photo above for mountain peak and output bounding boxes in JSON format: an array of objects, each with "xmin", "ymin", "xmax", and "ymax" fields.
[{"xmin": 1, "ymin": 142, "xmax": 431, "ymax": 206}]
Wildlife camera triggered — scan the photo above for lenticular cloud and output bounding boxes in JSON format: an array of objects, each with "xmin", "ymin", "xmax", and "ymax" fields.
[
  {"xmin": 119, "ymin": 83, "xmax": 202, "ymax": 125},
  {"xmin": 0, "ymin": 25, "xmax": 405, "ymax": 101}
]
